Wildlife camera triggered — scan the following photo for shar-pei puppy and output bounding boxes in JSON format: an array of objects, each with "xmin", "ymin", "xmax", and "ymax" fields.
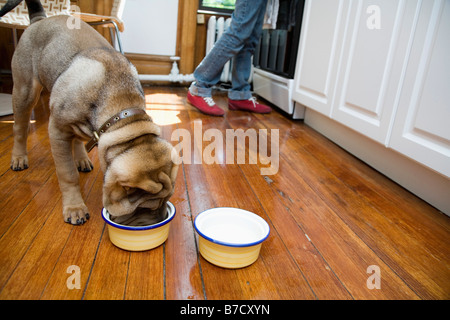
[{"xmin": 1, "ymin": 0, "xmax": 178, "ymax": 225}]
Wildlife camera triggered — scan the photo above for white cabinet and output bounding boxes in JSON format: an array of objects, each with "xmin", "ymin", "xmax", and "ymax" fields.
[
  {"xmin": 331, "ymin": 0, "xmax": 416, "ymax": 144},
  {"xmin": 293, "ymin": 0, "xmax": 450, "ymax": 178},
  {"xmin": 292, "ymin": 0, "xmax": 346, "ymax": 116},
  {"xmin": 389, "ymin": 0, "xmax": 450, "ymax": 178}
]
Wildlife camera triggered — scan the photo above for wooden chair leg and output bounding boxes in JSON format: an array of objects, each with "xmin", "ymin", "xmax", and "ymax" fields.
[{"xmin": 12, "ymin": 28, "xmax": 18, "ymax": 48}]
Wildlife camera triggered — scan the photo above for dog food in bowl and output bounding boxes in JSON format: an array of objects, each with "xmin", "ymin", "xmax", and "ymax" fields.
[
  {"xmin": 194, "ymin": 207, "xmax": 270, "ymax": 269},
  {"xmin": 102, "ymin": 201, "xmax": 175, "ymax": 251}
]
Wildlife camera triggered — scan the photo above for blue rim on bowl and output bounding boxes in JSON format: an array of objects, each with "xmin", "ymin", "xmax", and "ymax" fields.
[
  {"xmin": 194, "ymin": 207, "xmax": 270, "ymax": 247},
  {"xmin": 102, "ymin": 201, "xmax": 176, "ymax": 231}
]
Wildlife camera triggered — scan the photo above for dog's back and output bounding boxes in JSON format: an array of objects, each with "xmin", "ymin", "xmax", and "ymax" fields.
[
  {"xmin": 5, "ymin": 0, "xmax": 178, "ymax": 227},
  {"xmin": 16, "ymin": 15, "xmax": 113, "ymax": 89},
  {"xmin": 15, "ymin": 18, "xmax": 113, "ymax": 92}
]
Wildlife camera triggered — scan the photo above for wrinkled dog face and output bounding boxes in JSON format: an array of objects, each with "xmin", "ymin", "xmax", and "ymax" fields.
[{"xmin": 102, "ymin": 134, "xmax": 178, "ymax": 223}]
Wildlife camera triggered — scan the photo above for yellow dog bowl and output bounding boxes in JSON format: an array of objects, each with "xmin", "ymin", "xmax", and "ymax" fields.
[
  {"xmin": 102, "ymin": 201, "xmax": 175, "ymax": 251},
  {"xmin": 194, "ymin": 207, "xmax": 270, "ymax": 269}
]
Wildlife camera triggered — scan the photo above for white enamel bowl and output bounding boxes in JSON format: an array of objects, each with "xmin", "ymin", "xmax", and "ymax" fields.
[
  {"xmin": 102, "ymin": 201, "xmax": 175, "ymax": 251},
  {"xmin": 194, "ymin": 207, "xmax": 270, "ymax": 269}
]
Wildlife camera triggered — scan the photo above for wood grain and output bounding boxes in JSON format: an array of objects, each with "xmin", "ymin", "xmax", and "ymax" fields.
[{"xmin": 0, "ymin": 85, "xmax": 448, "ymax": 300}]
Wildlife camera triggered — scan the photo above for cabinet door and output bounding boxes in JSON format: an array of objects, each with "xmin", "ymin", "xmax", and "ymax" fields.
[
  {"xmin": 292, "ymin": 0, "xmax": 348, "ymax": 116},
  {"xmin": 331, "ymin": 0, "xmax": 418, "ymax": 144},
  {"xmin": 389, "ymin": 0, "xmax": 450, "ymax": 178}
]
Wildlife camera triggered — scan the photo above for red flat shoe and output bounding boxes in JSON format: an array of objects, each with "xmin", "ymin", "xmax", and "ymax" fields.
[
  {"xmin": 228, "ymin": 97, "xmax": 272, "ymax": 113},
  {"xmin": 187, "ymin": 92, "xmax": 225, "ymax": 116}
]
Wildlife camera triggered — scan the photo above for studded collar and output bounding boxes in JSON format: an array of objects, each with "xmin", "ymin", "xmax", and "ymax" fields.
[{"xmin": 85, "ymin": 108, "xmax": 148, "ymax": 152}]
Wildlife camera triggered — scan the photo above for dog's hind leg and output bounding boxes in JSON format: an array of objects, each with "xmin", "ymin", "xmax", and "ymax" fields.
[
  {"xmin": 10, "ymin": 78, "xmax": 43, "ymax": 171},
  {"xmin": 73, "ymin": 139, "xmax": 94, "ymax": 172}
]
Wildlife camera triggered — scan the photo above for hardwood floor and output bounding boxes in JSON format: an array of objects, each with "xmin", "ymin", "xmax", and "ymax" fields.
[{"xmin": 0, "ymin": 85, "xmax": 448, "ymax": 300}]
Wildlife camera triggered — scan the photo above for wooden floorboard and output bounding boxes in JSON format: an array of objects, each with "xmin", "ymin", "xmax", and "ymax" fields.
[{"xmin": 0, "ymin": 85, "xmax": 448, "ymax": 300}]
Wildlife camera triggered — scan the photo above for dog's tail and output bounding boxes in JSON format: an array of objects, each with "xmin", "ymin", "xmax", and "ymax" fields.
[{"xmin": 0, "ymin": 0, "xmax": 46, "ymax": 24}]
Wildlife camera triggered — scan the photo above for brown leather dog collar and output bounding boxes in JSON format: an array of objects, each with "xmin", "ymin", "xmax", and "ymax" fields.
[{"xmin": 85, "ymin": 108, "xmax": 148, "ymax": 152}]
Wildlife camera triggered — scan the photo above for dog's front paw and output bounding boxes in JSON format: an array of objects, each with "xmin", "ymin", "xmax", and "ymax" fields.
[
  {"xmin": 75, "ymin": 158, "xmax": 94, "ymax": 172},
  {"xmin": 10, "ymin": 155, "xmax": 29, "ymax": 171},
  {"xmin": 63, "ymin": 204, "xmax": 90, "ymax": 225}
]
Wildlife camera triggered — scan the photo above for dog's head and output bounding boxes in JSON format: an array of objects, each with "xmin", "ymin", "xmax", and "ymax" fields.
[{"xmin": 98, "ymin": 119, "xmax": 178, "ymax": 225}]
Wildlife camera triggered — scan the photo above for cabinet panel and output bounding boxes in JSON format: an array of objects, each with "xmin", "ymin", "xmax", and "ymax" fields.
[
  {"xmin": 390, "ymin": 0, "xmax": 450, "ymax": 177},
  {"xmin": 294, "ymin": 0, "xmax": 450, "ymax": 179},
  {"xmin": 331, "ymin": 0, "xmax": 416, "ymax": 144},
  {"xmin": 292, "ymin": 0, "xmax": 348, "ymax": 116}
]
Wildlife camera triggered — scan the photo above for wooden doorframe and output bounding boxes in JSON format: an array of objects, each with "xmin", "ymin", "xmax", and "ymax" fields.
[{"xmin": 176, "ymin": 0, "xmax": 198, "ymax": 75}]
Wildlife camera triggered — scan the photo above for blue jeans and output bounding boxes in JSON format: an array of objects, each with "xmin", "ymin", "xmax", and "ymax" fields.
[{"xmin": 189, "ymin": 0, "xmax": 268, "ymax": 100}]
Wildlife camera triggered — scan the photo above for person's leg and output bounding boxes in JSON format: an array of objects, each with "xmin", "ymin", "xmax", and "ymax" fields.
[
  {"xmin": 189, "ymin": 0, "xmax": 268, "ymax": 97},
  {"xmin": 226, "ymin": 0, "xmax": 271, "ymax": 113},
  {"xmin": 228, "ymin": 0, "xmax": 267, "ymax": 100}
]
